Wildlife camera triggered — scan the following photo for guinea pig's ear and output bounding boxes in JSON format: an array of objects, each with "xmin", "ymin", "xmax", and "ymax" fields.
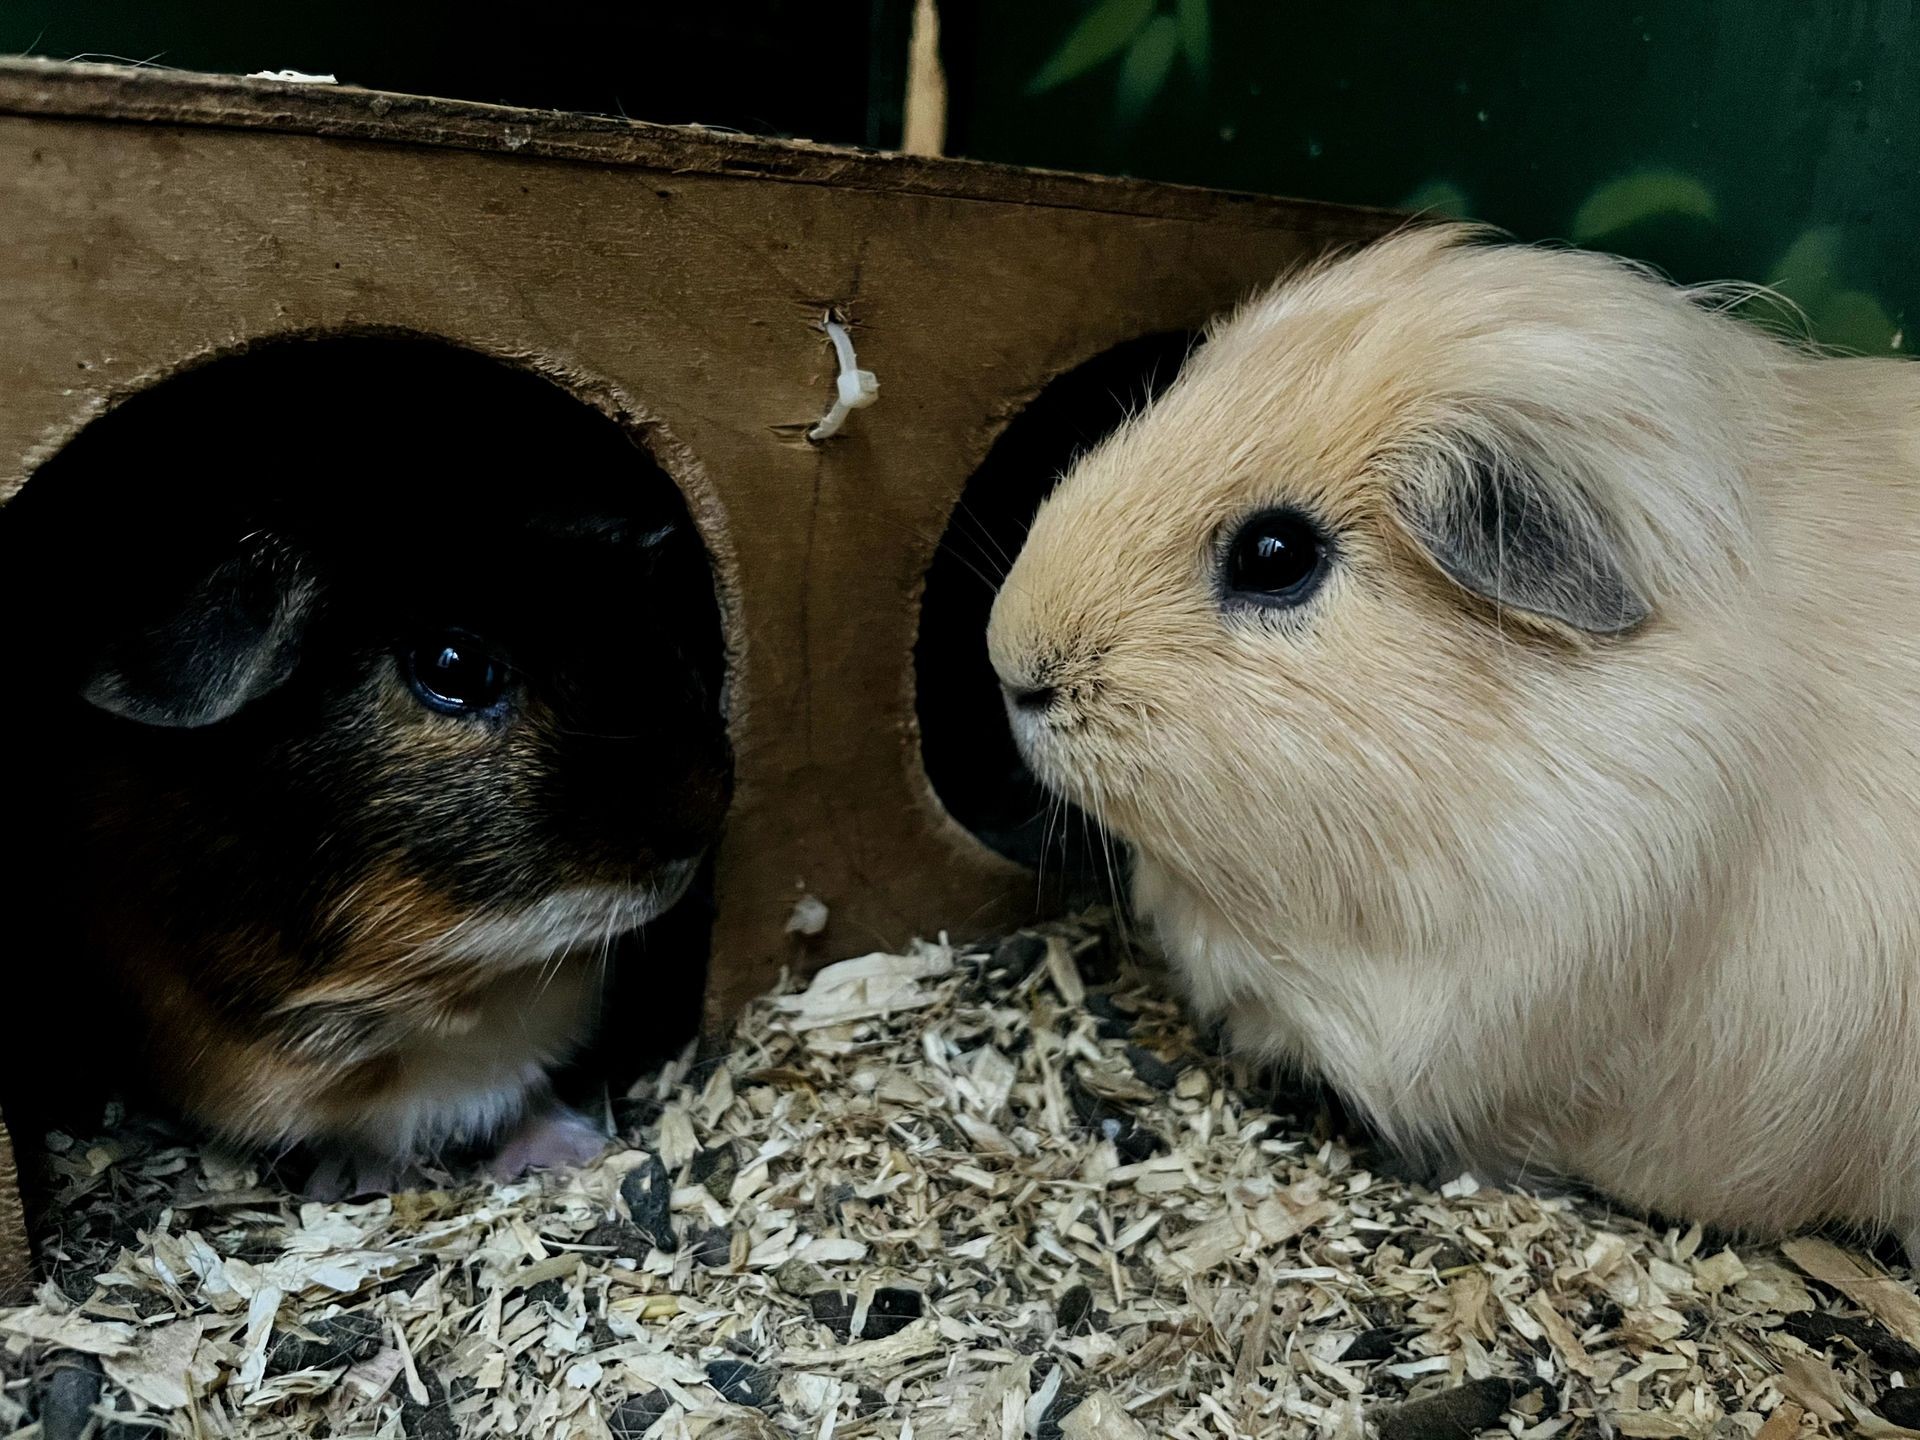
[
  {"xmin": 1393, "ymin": 440, "xmax": 1650, "ymax": 636},
  {"xmin": 82, "ymin": 530, "xmax": 322, "ymax": 727}
]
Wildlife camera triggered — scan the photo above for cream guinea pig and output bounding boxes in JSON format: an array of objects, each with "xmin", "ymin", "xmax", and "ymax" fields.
[{"xmin": 987, "ymin": 224, "xmax": 1920, "ymax": 1247}]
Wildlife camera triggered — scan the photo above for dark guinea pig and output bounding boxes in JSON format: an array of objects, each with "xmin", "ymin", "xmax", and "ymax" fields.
[{"xmin": 3, "ymin": 338, "xmax": 731, "ymax": 1197}]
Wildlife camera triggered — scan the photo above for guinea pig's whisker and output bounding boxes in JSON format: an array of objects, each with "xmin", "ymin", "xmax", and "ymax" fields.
[
  {"xmin": 1037, "ymin": 794, "xmax": 1058, "ymax": 901},
  {"xmin": 865, "ymin": 511, "xmax": 1013, "ymax": 597},
  {"xmin": 595, "ymin": 906, "xmax": 624, "ymax": 986},
  {"xmin": 533, "ymin": 946, "xmax": 566, "ymax": 1000},
  {"xmin": 950, "ymin": 496, "xmax": 1021, "ymax": 579},
  {"xmin": 1091, "ymin": 802, "xmax": 1129, "ymax": 935},
  {"xmin": 1036, "ymin": 790, "xmax": 1069, "ymax": 905},
  {"xmin": 1082, "ymin": 785, "xmax": 1133, "ymax": 949},
  {"xmin": 939, "ymin": 539, "xmax": 1011, "ymax": 598},
  {"xmin": 1072, "ymin": 803, "xmax": 1099, "ymax": 911}
]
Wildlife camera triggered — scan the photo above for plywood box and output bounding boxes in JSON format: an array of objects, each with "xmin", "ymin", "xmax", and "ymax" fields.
[{"xmin": 0, "ymin": 58, "xmax": 1399, "ymax": 1277}]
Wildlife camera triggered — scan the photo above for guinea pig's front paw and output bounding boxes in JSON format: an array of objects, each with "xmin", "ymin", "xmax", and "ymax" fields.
[
  {"xmin": 486, "ymin": 1103, "xmax": 610, "ymax": 1181},
  {"xmin": 302, "ymin": 1151, "xmax": 427, "ymax": 1203}
]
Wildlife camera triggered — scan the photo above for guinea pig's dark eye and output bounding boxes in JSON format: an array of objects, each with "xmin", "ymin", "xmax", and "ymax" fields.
[
  {"xmin": 402, "ymin": 631, "xmax": 509, "ymax": 715},
  {"xmin": 1224, "ymin": 509, "xmax": 1330, "ymax": 607}
]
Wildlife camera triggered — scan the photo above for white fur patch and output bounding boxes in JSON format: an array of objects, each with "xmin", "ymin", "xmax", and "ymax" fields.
[
  {"xmin": 328, "ymin": 957, "xmax": 603, "ymax": 1159},
  {"xmin": 431, "ymin": 863, "xmax": 697, "ymax": 968}
]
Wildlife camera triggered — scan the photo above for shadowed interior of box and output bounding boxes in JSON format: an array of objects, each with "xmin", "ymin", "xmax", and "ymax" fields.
[{"xmin": 0, "ymin": 334, "xmax": 728, "ymax": 1192}]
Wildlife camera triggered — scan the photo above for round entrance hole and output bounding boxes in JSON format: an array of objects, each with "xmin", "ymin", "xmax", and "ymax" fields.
[
  {"xmin": 915, "ymin": 330, "xmax": 1199, "ymax": 905},
  {"xmin": 0, "ymin": 334, "xmax": 730, "ymax": 1135}
]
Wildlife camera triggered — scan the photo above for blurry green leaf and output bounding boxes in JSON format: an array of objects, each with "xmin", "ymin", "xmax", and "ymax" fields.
[
  {"xmin": 1755, "ymin": 227, "xmax": 1904, "ymax": 352},
  {"xmin": 1569, "ymin": 169, "xmax": 1717, "ymax": 242},
  {"xmin": 1176, "ymin": 0, "xmax": 1211, "ymax": 83},
  {"xmin": 1028, "ymin": 0, "xmax": 1155, "ymax": 96},
  {"xmin": 1810, "ymin": 289, "xmax": 1898, "ymax": 354},
  {"xmin": 1400, "ymin": 180, "xmax": 1473, "ymax": 219},
  {"xmin": 1115, "ymin": 16, "xmax": 1182, "ymax": 126},
  {"xmin": 1768, "ymin": 225, "xmax": 1845, "ymax": 307}
]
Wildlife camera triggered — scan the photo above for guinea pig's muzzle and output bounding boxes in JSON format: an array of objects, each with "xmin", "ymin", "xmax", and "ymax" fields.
[
  {"xmin": 994, "ymin": 661, "xmax": 1056, "ymax": 725},
  {"xmin": 991, "ymin": 646, "xmax": 1101, "ymax": 792},
  {"xmin": 987, "ymin": 577, "xmax": 1107, "ymax": 784}
]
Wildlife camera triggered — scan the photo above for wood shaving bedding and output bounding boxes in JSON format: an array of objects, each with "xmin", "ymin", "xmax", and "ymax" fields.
[{"xmin": 3, "ymin": 917, "xmax": 1918, "ymax": 1439}]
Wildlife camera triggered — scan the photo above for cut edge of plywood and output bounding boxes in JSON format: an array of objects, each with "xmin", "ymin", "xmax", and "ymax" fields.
[
  {"xmin": 0, "ymin": 56, "xmax": 1404, "ymax": 235},
  {"xmin": 0, "ymin": 1112, "xmax": 28, "ymax": 1299}
]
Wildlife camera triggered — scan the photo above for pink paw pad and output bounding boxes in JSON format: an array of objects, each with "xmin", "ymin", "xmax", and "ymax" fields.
[{"xmin": 487, "ymin": 1105, "xmax": 610, "ymax": 1181}]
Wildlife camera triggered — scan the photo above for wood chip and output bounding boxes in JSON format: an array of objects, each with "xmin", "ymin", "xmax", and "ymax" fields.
[
  {"xmin": 1059, "ymin": 1390, "xmax": 1150, "ymax": 1439},
  {"xmin": 1783, "ymin": 1237, "xmax": 1920, "ymax": 1348}
]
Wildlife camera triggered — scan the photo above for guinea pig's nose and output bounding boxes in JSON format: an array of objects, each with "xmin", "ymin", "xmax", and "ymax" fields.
[{"xmin": 1007, "ymin": 683, "xmax": 1059, "ymax": 713}]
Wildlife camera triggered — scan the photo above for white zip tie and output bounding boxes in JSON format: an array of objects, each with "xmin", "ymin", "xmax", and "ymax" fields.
[
  {"xmin": 245, "ymin": 69, "xmax": 339, "ymax": 84},
  {"xmin": 808, "ymin": 317, "xmax": 878, "ymax": 441}
]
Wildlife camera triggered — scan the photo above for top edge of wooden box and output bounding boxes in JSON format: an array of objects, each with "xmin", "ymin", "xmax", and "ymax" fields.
[{"xmin": 0, "ymin": 56, "xmax": 1402, "ymax": 234}]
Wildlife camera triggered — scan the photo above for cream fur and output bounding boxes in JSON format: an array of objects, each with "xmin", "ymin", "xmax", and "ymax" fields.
[{"xmin": 987, "ymin": 224, "xmax": 1920, "ymax": 1242}]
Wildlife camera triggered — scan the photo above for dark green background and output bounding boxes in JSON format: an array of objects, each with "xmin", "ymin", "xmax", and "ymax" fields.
[
  {"xmin": 941, "ymin": 1, "xmax": 1915, "ymax": 354},
  {"xmin": 3, "ymin": 2, "xmax": 1913, "ymax": 353}
]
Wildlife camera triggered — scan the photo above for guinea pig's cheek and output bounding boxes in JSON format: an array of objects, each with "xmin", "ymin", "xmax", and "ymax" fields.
[{"xmin": 317, "ymin": 865, "xmax": 472, "ymax": 975}]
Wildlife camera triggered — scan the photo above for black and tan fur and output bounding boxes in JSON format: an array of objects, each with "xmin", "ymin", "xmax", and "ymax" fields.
[{"xmin": 2, "ymin": 336, "xmax": 731, "ymax": 1192}]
